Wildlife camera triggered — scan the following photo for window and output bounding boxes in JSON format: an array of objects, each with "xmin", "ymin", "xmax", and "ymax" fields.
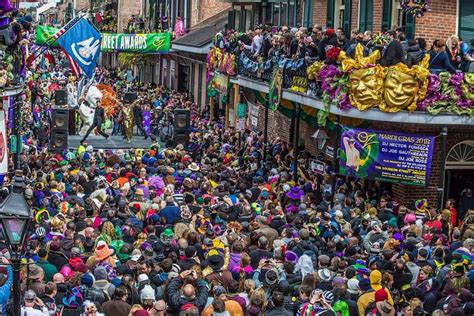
[
  {"xmin": 162, "ymin": 59, "xmax": 168, "ymax": 87},
  {"xmin": 170, "ymin": 60, "xmax": 175, "ymax": 90},
  {"xmin": 328, "ymin": 0, "xmax": 351, "ymax": 35},
  {"xmin": 382, "ymin": 0, "xmax": 414, "ymax": 39},
  {"xmin": 459, "ymin": 0, "xmax": 474, "ymax": 46},
  {"xmin": 334, "ymin": 0, "xmax": 345, "ymax": 30},
  {"xmin": 359, "ymin": 0, "xmax": 373, "ymax": 32},
  {"xmin": 266, "ymin": 1, "xmax": 297, "ymax": 27}
]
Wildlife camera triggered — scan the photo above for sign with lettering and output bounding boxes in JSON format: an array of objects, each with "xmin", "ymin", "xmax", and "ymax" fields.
[
  {"xmin": 339, "ymin": 127, "xmax": 434, "ymax": 186},
  {"xmin": 101, "ymin": 33, "xmax": 170, "ymax": 53},
  {"xmin": 35, "ymin": 25, "xmax": 171, "ymax": 54}
]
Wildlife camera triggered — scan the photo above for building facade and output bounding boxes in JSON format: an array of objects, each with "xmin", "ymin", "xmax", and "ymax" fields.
[{"xmin": 213, "ymin": 0, "xmax": 474, "ymax": 207}]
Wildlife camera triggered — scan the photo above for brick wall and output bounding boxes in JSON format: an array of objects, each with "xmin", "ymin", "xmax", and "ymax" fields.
[
  {"xmin": 192, "ymin": 0, "xmax": 230, "ymax": 25},
  {"xmin": 373, "ymin": 0, "xmax": 383, "ymax": 33},
  {"xmin": 246, "ymin": 87, "xmax": 474, "ymax": 207},
  {"xmin": 75, "ymin": 0, "xmax": 90, "ymax": 11},
  {"xmin": 415, "ymin": 0, "xmax": 457, "ymax": 48},
  {"xmin": 351, "ymin": 0, "xmax": 359, "ymax": 32},
  {"xmin": 118, "ymin": 0, "xmax": 142, "ymax": 33},
  {"xmin": 313, "ymin": 0, "xmax": 327, "ymax": 26}
]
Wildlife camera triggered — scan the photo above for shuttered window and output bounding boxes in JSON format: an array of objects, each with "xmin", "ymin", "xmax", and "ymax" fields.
[
  {"xmin": 343, "ymin": 0, "xmax": 351, "ymax": 35},
  {"xmin": 359, "ymin": 0, "xmax": 373, "ymax": 32},
  {"xmin": 381, "ymin": 0, "xmax": 392, "ymax": 31},
  {"xmin": 460, "ymin": 0, "xmax": 474, "ymax": 45}
]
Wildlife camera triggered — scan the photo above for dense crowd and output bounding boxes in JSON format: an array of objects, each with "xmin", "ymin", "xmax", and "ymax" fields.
[
  {"xmin": 214, "ymin": 24, "xmax": 474, "ymax": 73},
  {"xmin": 0, "ymin": 59, "xmax": 472, "ymax": 316}
]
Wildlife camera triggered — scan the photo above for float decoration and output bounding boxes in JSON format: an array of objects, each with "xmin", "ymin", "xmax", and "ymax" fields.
[{"xmin": 400, "ymin": 0, "xmax": 430, "ymax": 18}]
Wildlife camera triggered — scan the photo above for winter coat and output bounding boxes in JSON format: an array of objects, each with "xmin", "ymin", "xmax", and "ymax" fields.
[
  {"xmin": 0, "ymin": 266, "xmax": 12, "ymax": 314},
  {"xmin": 166, "ymin": 278, "xmax": 208, "ymax": 315},
  {"xmin": 406, "ymin": 44, "xmax": 425, "ymax": 67},
  {"xmin": 380, "ymin": 40, "xmax": 404, "ymax": 67},
  {"xmin": 48, "ymin": 250, "xmax": 69, "ymax": 271}
]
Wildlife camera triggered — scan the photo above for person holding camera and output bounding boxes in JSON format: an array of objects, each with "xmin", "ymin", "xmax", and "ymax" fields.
[
  {"xmin": 166, "ymin": 269, "xmax": 209, "ymax": 313},
  {"xmin": 21, "ymin": 290, "xmax": 49, "ymax": 316}
]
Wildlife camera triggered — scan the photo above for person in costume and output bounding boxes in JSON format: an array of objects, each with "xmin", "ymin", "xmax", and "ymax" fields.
[{"xmin": 121, "ymin": 102, "xmax": 134, "ymax": 143}]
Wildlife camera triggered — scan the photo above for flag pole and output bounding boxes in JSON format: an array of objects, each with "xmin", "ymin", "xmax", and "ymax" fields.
[{"xmin": 29, "ymin": 11, "xmax": 89, "ymax": 65}]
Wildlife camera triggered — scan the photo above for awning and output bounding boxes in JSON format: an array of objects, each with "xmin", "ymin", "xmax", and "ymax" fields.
[{"xmin": 172, "ymin": 11, "xmax": 228, "ymax": 55}]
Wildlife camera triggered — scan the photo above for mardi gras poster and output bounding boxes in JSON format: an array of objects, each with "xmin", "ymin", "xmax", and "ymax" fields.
[
  {"xmin": 212, "ymin": 72, "xmax": 229, "ymax": 96},
  {"xmin": 268, "ymin": 67, "xmax": 283, "ymax": 110},
  {"xmin": 339, "ymin": 127, "xmax": 434, "ymax": 186}
]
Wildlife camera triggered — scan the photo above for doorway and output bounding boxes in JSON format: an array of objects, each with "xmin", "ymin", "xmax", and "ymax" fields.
[{"xmin": 445, "ymin": 141, "xmax": 474, "ymax": 208}]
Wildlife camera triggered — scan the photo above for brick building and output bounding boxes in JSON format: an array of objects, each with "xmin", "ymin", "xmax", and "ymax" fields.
[
  {"xmin": 213, "ymin": 0, "xmax": 474, "ymax": 208},
  {"xmin": 309, "ymin": 0, "xmax": 471, "ymax": 48}
]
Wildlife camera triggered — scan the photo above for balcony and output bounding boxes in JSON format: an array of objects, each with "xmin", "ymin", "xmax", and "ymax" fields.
[{"xmin": 207, "ymin": 46, "xmax": 474, "ymax": 126}]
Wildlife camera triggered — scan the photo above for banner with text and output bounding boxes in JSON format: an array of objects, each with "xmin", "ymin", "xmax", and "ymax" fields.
[
  {"xmin": 35, "ymin": 26, "xmax": 171, "ymax": 54},
  {"xmin": 339, "ymin": 127, "xmax": 434, "ymax": 186},
  {"xmin": 101, "ymin": 33, "xmax": 170, "ymax": 53}
]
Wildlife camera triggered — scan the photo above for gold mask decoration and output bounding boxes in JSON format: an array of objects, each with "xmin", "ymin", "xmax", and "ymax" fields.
[
  {"xmin": 340, "ymin": 44, "xmax": 384, "ymax": 111},
  {"xmin": 380, "ymin": 54, "xmax": 430, "ymax": 113},
  {"xmin": 462, "ymin": 73, "xmax": 474, "ymax": 101}
]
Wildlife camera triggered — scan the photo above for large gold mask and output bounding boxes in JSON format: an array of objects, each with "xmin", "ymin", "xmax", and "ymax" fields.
[
  {"xmin": 340, "ymin": 44, "xmax": 383, "ymax": 111},
  {"xmin": 462, "ymin": 73, "xmax": 474, "ymax": 101},
  {"xmin": 380, "ymin": 55, "xmax": 430, "ymax": 113}
]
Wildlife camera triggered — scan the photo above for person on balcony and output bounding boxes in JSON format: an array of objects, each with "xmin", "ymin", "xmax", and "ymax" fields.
[
  {"xmin": 428, "ymin": 39, "xmax": 457, "ymax": 74},
  {"xmin": 379, "ymin": 30, "xmax": 404, "ymax": 67},
  {"xmin": 242, "ymin": 26, "xmax": 263, "ymax": 58},
  {"xmin": 406, "ymin": 39, "xmax": 425, "ymax": 67}
]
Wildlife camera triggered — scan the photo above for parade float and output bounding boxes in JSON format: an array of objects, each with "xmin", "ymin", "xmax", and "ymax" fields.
[{"xmin": 206, "ymin": 35, "xmax": 474, "ymax": 206}]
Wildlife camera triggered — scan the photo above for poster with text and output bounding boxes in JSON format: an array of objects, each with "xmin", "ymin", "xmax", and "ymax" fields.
[
  {"xmin": 339, "ymin": 127, "xmax": 434, "ymax": 186},
  {"xmin": 0, "ymin": 111, "xmax": 8, "ymax": 175}
]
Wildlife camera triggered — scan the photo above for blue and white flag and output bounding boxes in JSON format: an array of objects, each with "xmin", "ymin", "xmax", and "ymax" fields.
[{"xmin": 56, "ymin": 18, "xmax": 101, "ymax": 78}]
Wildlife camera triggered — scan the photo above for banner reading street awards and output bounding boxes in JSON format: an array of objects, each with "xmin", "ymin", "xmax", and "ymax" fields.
[
  {"xmin": 339, "ymin": 127, "xmax": 434, "ymax": 186},
  {"xmin": 35, "ymin": 26, "xmax": 171, "ymax": 54},
  {"xmin": 101, "ymin": 33, "xmax": 170, "ymax": 54}
]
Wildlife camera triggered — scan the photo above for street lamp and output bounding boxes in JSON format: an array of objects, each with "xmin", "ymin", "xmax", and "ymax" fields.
[
  {"xmin": 0, "ymin": 170, "xmax": 32, "ymax": 316},
  {"xmin": 312, "ymin": 127, "xmax": 329, "ymax": 152}
]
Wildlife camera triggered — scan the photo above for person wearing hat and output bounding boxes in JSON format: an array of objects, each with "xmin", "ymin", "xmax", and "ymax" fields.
[
  {"xmin": 21, "ymin": 290, "xmax": 49, "ymax": 316},
  {"xmin": 356, "ymin": 270, "xmax": 394, "ymax": 316},
  {"xmin": 29, "ymin": 264, "xmax": 46, "ymax": 297},
  {"xmin": 101, "ymin": 286, "xmax": 132, "ymax": 316},
  {"xmin": 86, "ymin": 240, "xmax": 116, "ymax": 271},
  {"xmin": 93, "ymin": 266, "xmax": 115, "ymax": 301},
  {"xmin": 205, "ymin": 253, "xmax": 233, "ymax": 290},
  {"xmin": 37, "ymin": 248, "xmax": 59, "ymax": 283}
]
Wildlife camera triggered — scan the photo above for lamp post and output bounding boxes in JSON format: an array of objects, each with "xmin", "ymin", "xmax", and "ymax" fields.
[
  {"xmin": 0, "ymin": 170, "xmax": 32, "ymax": 316},
  {"xmin": 312, "ymin": 127, "xmax": 329, "ymax": 154}
]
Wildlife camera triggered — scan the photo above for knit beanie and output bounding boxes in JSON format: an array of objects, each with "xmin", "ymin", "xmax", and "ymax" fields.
[{"xmin": 374, "ymin": 288, "xmax": 388, "ymax": 302}]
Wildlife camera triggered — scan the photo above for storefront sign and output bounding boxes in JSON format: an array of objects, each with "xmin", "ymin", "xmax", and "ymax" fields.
[
  {"xmin": 101, "ymin": 33, "xmax": 170, "ymax": 53},
  {"xmin": 248, "ymin": 101, "xmax": 259, "ymax": 131},
  {"xmin": 35, "ymin": 26, "xmax": 171, "ymax": 54},
  {"xmin": 310, "ymin": 159, "xmax": 325, "ymax": 175},
  {"xmin": 339, "ymin": 127, "xmax": 434, "ymax": 186},
  {"xmin": 0, "ymin": 111, "xmax": 7, "ymax": 175}
]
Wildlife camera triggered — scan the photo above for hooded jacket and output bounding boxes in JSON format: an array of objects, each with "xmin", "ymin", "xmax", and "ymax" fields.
[
  {"xmin": 0, "ymin": 266, "xmax": 12, "ymax": 314},
  {"xmin": 356, "ymin": 270, "xmax": 394, "ymax": 316},
  {"xmin": 406, "ymin": 44, "xmax": 425, "ymax": 67}
]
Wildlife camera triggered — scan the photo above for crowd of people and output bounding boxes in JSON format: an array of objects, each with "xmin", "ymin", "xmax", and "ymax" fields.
[
  {"xmin": 0, "ymin": 55, "xmax": 472, "ymax": 316},
  {"xmin": 0, "ymin": 7, "xmax": 473, "ymax": 316},
  {"xmin": 214, "ymin": 24, "xmax": 474, "ymax": 73}
]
